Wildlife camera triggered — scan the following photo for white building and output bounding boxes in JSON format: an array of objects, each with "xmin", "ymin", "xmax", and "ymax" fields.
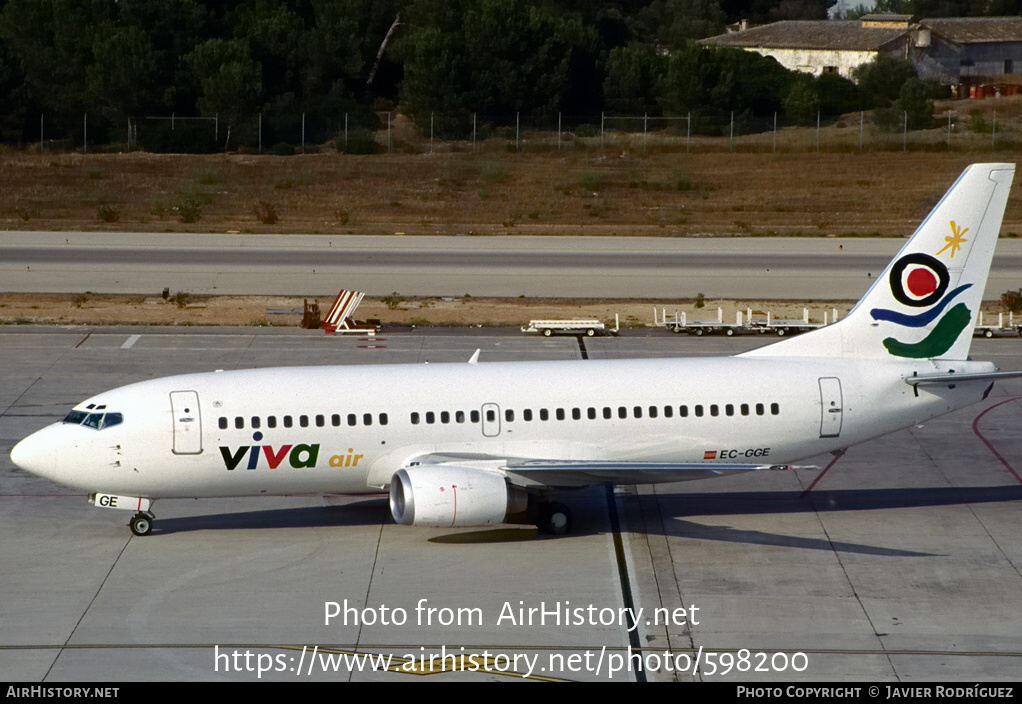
[{"xmin": 702, "ymin": 15, "xmax": 1022, "ymax": 92}]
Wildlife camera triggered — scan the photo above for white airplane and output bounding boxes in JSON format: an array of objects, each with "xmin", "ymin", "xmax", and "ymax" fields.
[{"xmin": 10, "ymin": 163, "xmax": 1019, "ymax": 537}]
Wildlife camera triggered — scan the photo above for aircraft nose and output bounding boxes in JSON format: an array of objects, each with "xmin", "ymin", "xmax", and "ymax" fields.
[{"xmin": 10, "ymin": 427, "xmax": 57, "ymax": 480}]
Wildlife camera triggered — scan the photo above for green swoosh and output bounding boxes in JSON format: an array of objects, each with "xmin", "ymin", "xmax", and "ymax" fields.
[{"xmin": 883, "ymin": 303, "xmax": 972, "ymax": 359}]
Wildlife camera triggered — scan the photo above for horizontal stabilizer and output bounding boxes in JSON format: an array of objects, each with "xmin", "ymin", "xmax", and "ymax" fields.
[{"xmin": 905, "ymin": 369, "xmax": 1022, "ymax": 386}]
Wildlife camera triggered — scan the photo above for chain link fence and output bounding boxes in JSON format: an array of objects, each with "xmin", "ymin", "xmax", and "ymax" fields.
[{"xmin": 24, "ymin": 105, "xmax": 1021, "ymax": 155}]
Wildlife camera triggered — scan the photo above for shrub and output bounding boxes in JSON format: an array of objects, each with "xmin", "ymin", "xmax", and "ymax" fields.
[
  {"xmin": 1001, "ymin": 289, "xmax": 1022, "ymax": 313},
  {"xmin": 254, "ymin": 201, "xmax": 278, "ymax": 225}
]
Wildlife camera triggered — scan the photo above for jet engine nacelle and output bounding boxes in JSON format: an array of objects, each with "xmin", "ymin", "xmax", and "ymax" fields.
[{"xmin": 389, "ymin": 466, "xmax": 527, "ymax": 528}]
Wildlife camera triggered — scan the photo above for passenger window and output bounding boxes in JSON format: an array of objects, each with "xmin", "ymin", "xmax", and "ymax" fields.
[
  {"xmin": 267, "ymin": 416, "xmax": 277, "ymax": 428},
  {"xmin": 426, "ymin": 412, "xmax": 435, "ymax": 424},
  {"xmin": 411, "ymin": 412, "xmax": 420, "ymax": 425},
  {"xmin": 540, "ymin": 409, "xmax": 549, "ymax": 421},
  {"xmin": 300, "ymin": 415, "xmax": 309, "ymax": 428},
  {"xmin": 457, "ymin": 410, "xmax": 466, "ymax": 423},
  {"xmin": 235, "ymin": 417, "xmax": 245, "ymax": 429},
  {"xmin": 348, "ymin": 413, "xmax": 357, "ymax": 426},
  {"xmin": 284, "ymin": 416, "xmax": 293, "ymax": 428},
  {"xmin": 679, "ymin": 405, "xmax": 688, "ymax": 417},
  {"xmin": 771, "ymin": 403, "xmax": 780, "ymax": 415},
  {"xmin": 218, "ymin": 417, "xmax": 228, "ymax": 430},
  {"xmin": 316, "ymin": 415, "xmax": 325, "ymax": 427},
  {"xmin": 486, "ymin": 409, "xmax": 496, "ymax": 422},
  {"xmin": 618, "ymin": 407, "xmax": 627, "ymax": 419},
  {"xmin": 603, "ymin": 407, "xmax": 612, "ymax": 419},
  {"xmin": 725, "ymin": 404, "xmax": 734, "ymax": 417},
  {"xmin": 504, "ymin": 410, "xmax": 514, "ymax": 422},
  {"xmin": 756, "ymin": 403, "xmax": 765, "ymax": 416},
  {"xmin": 740, "ymin": 404, "xmax": 749, "ymax": 416},
  {"xmin": 695, "ymin": 405, "xmax": 703, "ymax": 417},
  {"xmin": 587, "ymin": 408, "xmax": 596, "ymax": 420},
  {"xmin": 634, "ymin": 406, "xmax": 642, "ymax": 419},
  {"xmin": 523, "ymin": 409, "xmax": 533, "ymax": 421},
  {"xmin": 331, "ymin": 414, "xmax": 341, "ymax": 427},
  {"xmin": 440, "ymin": 411, "xmax": 450, "ymax": 424},
  {"xmin": 363, "ymin": 413, "xmax": 373, "ymax": 426},
  {"xmin": 471, "ymin": 410, "xmax": 480, "ymax": 423},
  {"xmin": 251, "ymin": 416, "xmax": 261, "ymax": 429},
  {"xmin": 380, "ymin": 413, "xmax": 388, "ymax": 425},
  {"xmin": 555, "ymin": 408, "xmax": 565, "ymax": 421},
  {"xmin": 649, "ymin": 406, "xmax": 658, "ymax": 418},
  {"xmin": 572, "ymin": 408, "xmax": 581, "ymax": 420},
  {"xmin": 710, "ymin": 405, "xmax": 719, "ymax": 417},
  {"xmin": 664, "ymin": 406, "xmax": 673, "ymax": 418}
]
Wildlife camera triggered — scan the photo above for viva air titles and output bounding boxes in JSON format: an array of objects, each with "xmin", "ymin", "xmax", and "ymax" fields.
[{"xmin": 218, "ymin": 435, "xmax": 363, "ymax": 471}]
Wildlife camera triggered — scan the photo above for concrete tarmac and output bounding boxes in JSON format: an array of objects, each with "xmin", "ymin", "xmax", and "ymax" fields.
[
  {"xmin": 5, "ymin": 231, "xmax": 1022, "ymax": 300},
  {"xmin": 2, "ymin": 327, "xmax": 1021, "ymax": 682}
]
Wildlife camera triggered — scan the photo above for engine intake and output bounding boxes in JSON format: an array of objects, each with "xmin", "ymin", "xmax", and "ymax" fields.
[{"xmin": 389, "ymin": 466, "xmax": 527, "ymax": 528}]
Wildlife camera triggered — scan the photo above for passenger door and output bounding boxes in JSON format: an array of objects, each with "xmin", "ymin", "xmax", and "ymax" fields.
[{"xmin": 170, "ymin": 391, "xmax": 203, "ymax": 454}]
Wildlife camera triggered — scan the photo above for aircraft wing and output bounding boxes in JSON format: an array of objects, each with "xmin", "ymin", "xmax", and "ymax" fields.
[{"xmin": 409, "ymin": 453, "xmax": 808, "ymax": 489}]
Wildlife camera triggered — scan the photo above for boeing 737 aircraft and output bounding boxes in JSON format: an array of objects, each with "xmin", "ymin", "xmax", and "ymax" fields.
[{"xmin": 10, "ymin": 163, "xmax": 1019, "ymax": 537}]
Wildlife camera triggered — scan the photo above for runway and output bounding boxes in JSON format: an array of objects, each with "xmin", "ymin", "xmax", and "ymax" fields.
[
  {"xmin": 5, "ymin": 231, "xmax": 1022, "ymax": 299},
  {"xmin": 2, "ymin": 326, "xmax": 1021, "ymax": 682}
]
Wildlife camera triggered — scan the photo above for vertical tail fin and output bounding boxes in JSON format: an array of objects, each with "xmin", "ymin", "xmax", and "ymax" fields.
[{"xmin": 744, "ymin": 163, "xmax": 1015, "ymax": 361}]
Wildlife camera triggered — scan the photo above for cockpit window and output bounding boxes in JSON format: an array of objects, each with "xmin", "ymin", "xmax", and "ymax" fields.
[
  {"xmin": 63, "ymin": 410, "xmax": 89, "ymax": 424},
  {"xmin": 63, "ymin": 410, "xmax": 123, "ymax": 430}
]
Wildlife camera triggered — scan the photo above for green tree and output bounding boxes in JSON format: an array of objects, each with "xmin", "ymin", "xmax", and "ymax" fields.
[
  {"xmin": 783, "ymin": 75, "xmax": 819, "ymax": 125},
  {"xmin": 896, "ymin": 77, "xmax": 934, "ymax": 130},
  {"xmin": 853, "ymin": 56, "xmax": 917, "ymax": 108},
  {"xmin": 185, "ymin": 38, "xmax": 262, "ymax": 150},
  {"xmin": 603, "ymin": 43, "xmax": 667, "ymax": 115}
]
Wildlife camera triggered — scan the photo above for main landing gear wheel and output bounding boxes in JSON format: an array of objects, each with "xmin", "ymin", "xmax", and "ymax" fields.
[
  {"xmin": 535, "ymin": 501, "xmax": 572, "ymax": 535},
  {"xmin": 586, "ymin": 329, "xmax": 595, "ymax": 337},
  {"xmin": 129, "ymin": 512, "xmax": 154, "ymax": 536},
  {"xmin": 543, "ymin": 328, "xmax": 553, "ymax": 337}
]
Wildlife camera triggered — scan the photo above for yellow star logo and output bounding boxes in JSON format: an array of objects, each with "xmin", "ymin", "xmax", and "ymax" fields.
[{"xmin": 937, "ymin": 221, "xmax": 968, "ymax": 258}]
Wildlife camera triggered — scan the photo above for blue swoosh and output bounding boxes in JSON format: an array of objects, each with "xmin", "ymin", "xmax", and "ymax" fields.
[{"xmin": 870, "ymin": 284, "xmax": 972, "ymax": 327}]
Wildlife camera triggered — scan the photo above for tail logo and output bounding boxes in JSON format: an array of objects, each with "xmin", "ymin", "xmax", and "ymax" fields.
[
  {"xmin": 871, "ymin": 246, "xmax": 972, "ymax": 359},
  {"xmin": 936, "ymin": 221, "xmax": 968, "ymax": 258}
]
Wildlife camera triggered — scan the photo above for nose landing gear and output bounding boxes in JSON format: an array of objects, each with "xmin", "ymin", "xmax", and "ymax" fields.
[{"xmin": 129, "ymin": 511, "xmax": 155, "ymax": 536}]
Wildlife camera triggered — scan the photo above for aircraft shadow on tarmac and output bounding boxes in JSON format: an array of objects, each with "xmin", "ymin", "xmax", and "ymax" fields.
[{"xmin": 149, "ymin": 485, "xmax": 1021, "ymax": 555}]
